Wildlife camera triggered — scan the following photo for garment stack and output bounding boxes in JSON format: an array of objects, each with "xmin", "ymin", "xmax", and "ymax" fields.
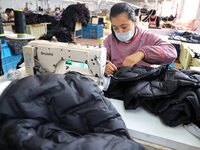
[
  {"xmin": 0, "ymin": 72, "xmax": 146, "ymax": 150},
  {"xmin": 104, "ymin": 65, "xmax": 200, "ymax": 128},
  {"xmin": 40, "ymin": 3, "xmax": 90, "ymax": 43}
]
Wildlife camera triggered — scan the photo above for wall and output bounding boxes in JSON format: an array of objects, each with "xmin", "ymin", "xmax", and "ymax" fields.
[
  {"xmin": 0, "ymin": 0, "xmax": 71, "ymax": 12},
  {"xmin": 0, "ymin": 0, "xmax": 37, "ymax": 12},
  {"xmin": 0, "ymin": 0, "xmax": 111, "ymax": 12}
]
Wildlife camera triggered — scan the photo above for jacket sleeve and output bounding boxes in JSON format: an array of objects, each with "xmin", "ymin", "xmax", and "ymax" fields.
[
  {"xmin": 139, "ymin": 32, "xmax": 177, "ymax": 65},
  {"xmin": 156, "ymin": 17, "xmax": 160, "ymax": 27},
  {"xmin": 103, "ymin": 36, "xmax": 111, "ymax": 63}
]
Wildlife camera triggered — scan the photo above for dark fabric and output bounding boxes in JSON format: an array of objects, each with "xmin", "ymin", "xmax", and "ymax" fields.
[
  {"xmin": 0, "ymin": 44, "xmax": 4, "ymax": 75},
  {"xmin": 7, "ymin": 41, "xmax": 28, "ymax": 55},
  {"xmin": 0, "ymin": 72, "xmax": 146, "ymax": 150},
  {"xmin": 169, "ymin": 31, "xmax": 200, "ymax": 43},
  {"xmin": 135, "ymin": 8, "xmax": 149, "ymax": 16},
  {"xmin": 104, "ymin": 65, "xmax": 200, "ymax": 127},
  {"xmin": 40, "ymin": 3, "xmax": 90, "ymax": 42},
  {"xmin": 60, "ymin": 3, "xmax": 90, "ymax": 32},
  {"xmin": 161, "ymin": 15, "xmax": 175, "ymax": 22},
  {"xmin": 25, "ymin": 13, "xmax": 57, "ymax": 25},
  {"xmin": 194, "ymin": 52, "xmax": 200, "ymax": 59},
  {"xmin": 39, "ymin": 27, "xmax": 73, "ymax": 42}
]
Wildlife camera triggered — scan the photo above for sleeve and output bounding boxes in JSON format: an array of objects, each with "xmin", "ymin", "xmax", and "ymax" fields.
[
  {"xmin": 139, "ymin": 32, "xmax": 177, "ymax": 65},
  {"xmin": 103, "ymin": 36, "xmax": 111, "ymax": 63},
  {"xmin": 156, "ymin": 17, "xmax": 160, "ymax": 27}
]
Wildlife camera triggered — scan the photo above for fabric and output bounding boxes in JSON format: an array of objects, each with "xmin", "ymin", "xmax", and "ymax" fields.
[
  {"xmin": 25, "ymin": 13, "xmax": 57, "ymax": 25},
  {"xmin": 194, "ymin": 52, "xmax": 200, "ymax": 59},
  {"xmin": 104, "ymin": 28, "xmax": 177, "ymax": 68},
  {"xmin": 104, "ymin": 65, "xmax": 200, "ymax": 127},
  {"xmin": 184, "ymin": 123, "xmax": 200, "ymax": 138},
  {"xmin": 0, "ymin": 72, "xmax": 146, "ymax": 150},
  {"xmin": 40, "ymin": 3, "xmax": 90, "ymax": 42},
  {"xmin": 169, "ymin": 31, "xmax": 200, "ymax": 43},
  {"xmin": 60, "ymin": 3, "xmax": 90, "ymax": 32},
  {"xmin": 0, "ymin": 44, "xmax": 4, "ymax": 75},
  {"xmin": 7, "ymin": 41, "xmax": 28, "ymax": 55},
  {"xmin": 55, "ymin": 12, "xmax": 62, "ymax": 20},
  {"xmin": 40, "ymin": 27, "xmax": 73, "ymax": 42},
  {"xmin": 161, "ymin": 15, "xmax": 175, "ymax": 22}
]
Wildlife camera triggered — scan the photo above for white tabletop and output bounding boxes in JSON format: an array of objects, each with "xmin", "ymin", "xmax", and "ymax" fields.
[{"xmin": 109, "ymin": 98, "xmax": 200, "ymax": 150}]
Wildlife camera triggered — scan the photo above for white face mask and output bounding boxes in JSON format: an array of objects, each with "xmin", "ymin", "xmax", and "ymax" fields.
[
  {"xmin": 114, "ymin": 29, "xmax": 134, "ymax": 42},
  {"xmin": 56, "ymin": 11, "xmax": 60, "ymax": 14}
]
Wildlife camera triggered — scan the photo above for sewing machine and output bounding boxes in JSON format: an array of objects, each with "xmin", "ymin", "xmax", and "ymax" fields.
[{"xmin": 23, "ymin": 40, "xmax": 106, "ymax": 81}]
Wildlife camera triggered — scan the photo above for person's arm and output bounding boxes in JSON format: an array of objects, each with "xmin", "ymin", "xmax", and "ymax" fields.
[
  {"xmin": 104, "ymin": 36, "xmax": 118, "ymax": 75},
  {"xmin": 156, "ymin": 16, "xmax": 160, "ymax": 27},
  {"xmin": 139, "ymin": 32, "xmax": 177, "ymax": 65},
  {"xmin": 103, "ymin": 37, "xmax": 111, "ymax": 63}
]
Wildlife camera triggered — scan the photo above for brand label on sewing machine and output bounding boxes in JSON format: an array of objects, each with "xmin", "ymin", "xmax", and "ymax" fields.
[{"xmin": 41, "ymin": 52, "xmax": 53, "ymax": 56}]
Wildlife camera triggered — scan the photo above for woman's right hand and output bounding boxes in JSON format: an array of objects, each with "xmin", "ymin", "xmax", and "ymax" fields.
[{"xmin": 105, "ymin": 62, "xmax": 118, "ymax": 75}]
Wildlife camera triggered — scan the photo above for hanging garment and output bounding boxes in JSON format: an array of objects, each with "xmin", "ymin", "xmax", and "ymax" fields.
[
  {"xmin": 0, "ymin": 72, "xmax": 146, "ymax": 150},
  {"xmin": 104, "ymin": 65, "xmax": 200, "ymax": 127}
]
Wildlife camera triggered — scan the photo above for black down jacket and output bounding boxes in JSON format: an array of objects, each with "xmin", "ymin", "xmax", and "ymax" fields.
[
  {"xmin": 104, "ymin": 65, "xmax": 200, "ymax": 127},
  {"xmin": 0, "ymin": 72, "xmax": 146, "ymax": 150}
]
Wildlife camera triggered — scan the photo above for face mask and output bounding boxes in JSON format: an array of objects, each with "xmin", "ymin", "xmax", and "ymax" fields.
[
  {"xmin": 56, "ymin": 11, "xmax": 60, "ymax": 14},
  {"xmin": 114, "ymin": 29, "xmax": 134, "ymax": 42}
]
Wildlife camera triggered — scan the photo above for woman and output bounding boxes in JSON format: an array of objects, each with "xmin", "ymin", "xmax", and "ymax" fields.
[
  {"xmin": 148, "ymin": 9, "xmax": 161, "ymax": 28},
  {"xmin": 55, "ymin": 7, "xmax": 62, "ymax": 20},
  {"xmin": 104, "ymin": 3, "xmax": 177, "ymax": 75},
  {"xmin": 5, "ymin": 8, "xmax": 15, "ymax": 21}
]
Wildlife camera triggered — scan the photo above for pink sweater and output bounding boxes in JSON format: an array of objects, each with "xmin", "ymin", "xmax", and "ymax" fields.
[{"xmin": 103, "ymin": 28, "xmax": 177, "ymax": 68}]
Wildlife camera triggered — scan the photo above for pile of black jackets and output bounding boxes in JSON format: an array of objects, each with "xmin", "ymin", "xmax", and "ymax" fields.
[
  {"xmin": 25, "ymin": 13, "xmax": 57, "ymax": 25},
  {"xmin": 161, "ymin": 15, "xmax": 175, "ymax": 22},
  {"xmin": 40, "ymin": 3, "xmax": 90, "ymax": 42},
  {"xmin": 0, "ymin": 72, "xmax": 146, "ymax": 150},
  {"xmin": 169, "ymin": 31, "xmax": 200, "ymax": 44},
  {"xmin": 60, "ymin": 3, "xmax": 90, "ymax": 32},
  {"xmin": 39, "ymin": 27, "xmax": 73, "ymax": 42},
  {"xmin": 104, "ymin": 65, "xmax": 200, "ymax": 128}
]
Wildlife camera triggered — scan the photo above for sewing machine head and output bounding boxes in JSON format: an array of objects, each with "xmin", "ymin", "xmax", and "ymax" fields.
[{"xmin": 23, "ymin": 40, "xmax": 106, "ymax": 79}]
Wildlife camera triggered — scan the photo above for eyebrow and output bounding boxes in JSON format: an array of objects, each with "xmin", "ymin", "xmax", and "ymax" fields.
[{"xmin": 113, "ymin": 24, "xmax": 128, "ymax": 27}]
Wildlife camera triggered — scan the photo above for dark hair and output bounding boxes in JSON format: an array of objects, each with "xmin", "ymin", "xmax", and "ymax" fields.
[
  {"xmin": 55, "ymin": 7, "xmax": 60, "ymax": 11},
  {"xmin": 5, "ymin": 8, "xmax": 14, "ymax": 14},
  {"xmin": 110, "ymin": 3, "xmax": 135, "ymax": 41},
  {"xmin": 110, "ymin": 3, "xmax": 135, "ymax": 22},
  {"xmin": 149, "ymin": 9, "xmax": 156, "ymax": 16}
]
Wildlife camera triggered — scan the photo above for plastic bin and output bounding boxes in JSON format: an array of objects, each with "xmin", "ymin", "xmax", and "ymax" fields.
[
  {"xmin": 1, "ymin": 54, "xmax": 22, "ymax": 74},
  {"xmin": 0, "ymin": 40, "xmax": 5, "ymax": 44},
  {"xmin": 1, "ymin": 43, "xmax": 12, "ymax": 59},
  {"xmin": 82, "ymin": 24, "xmax": 103, "ymax": 39}
]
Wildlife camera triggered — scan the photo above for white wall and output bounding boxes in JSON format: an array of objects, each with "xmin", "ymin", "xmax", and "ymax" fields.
[
  {"xmin": 0, "ymin": 0, "xmax": 68, "ymax": 12},
  {"xmin": 0, "ymin": 0, "xmax": 111, "ymax": 12},
  {"xmin": 0, "ymin": 0, "xmax": 36, "ymax": 12}
]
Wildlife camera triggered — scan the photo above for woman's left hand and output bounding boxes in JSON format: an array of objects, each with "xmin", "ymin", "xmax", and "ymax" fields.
[{"xmin": 122, "ymin": 51, "xmax": 145, "ymax": 67}]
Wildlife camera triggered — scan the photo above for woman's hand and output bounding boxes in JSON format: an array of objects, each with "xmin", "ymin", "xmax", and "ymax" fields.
[
  {"xmin": 122, "ymin": 51, "xmax": 145, "ymax": 67},
  {"xmin": 105, "ymin": 61, "xmax": 118, "ymax": 75}
]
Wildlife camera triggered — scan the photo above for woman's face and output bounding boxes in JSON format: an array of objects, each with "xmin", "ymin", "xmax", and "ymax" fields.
[
  {"xmin": 150, "ymin": 14, "xmax": 156, "ymax": 19},
  {"xmin": 111, "ymin": 13, "xmax": 135, "ymax": 34}
]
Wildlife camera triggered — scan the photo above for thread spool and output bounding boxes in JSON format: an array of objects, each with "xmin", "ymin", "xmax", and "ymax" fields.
[
  {"xmin": 0, "ymin": 15, "xmax": 4, "ymax": 36},
  {"xmin": 14, "ymin": 9, "xmax": 26, "ymax": 38}
]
